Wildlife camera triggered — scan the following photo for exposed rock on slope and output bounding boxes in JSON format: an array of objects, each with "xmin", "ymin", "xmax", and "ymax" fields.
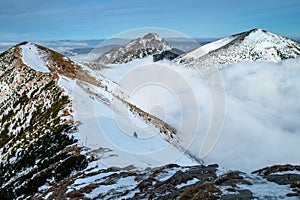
[
  {"xmin": 0, "ymin": 43, "xmax": 87, "ymax": 199},
  {"xmin": 252, "ymin": 164, "xmax": 300, "ymax": 197},
  {"xmin": 153, "ymin": 48, "xmax": 184, "ymax": 62},
  {"xmin": 33, "ymin": 163, "xmax": 300, "ymax": 199}
]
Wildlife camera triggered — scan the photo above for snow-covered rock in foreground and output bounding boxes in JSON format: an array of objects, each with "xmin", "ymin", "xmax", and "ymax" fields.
[
  {"xmin": 34, "ymin": 163, "xmax": 300, "ymax": 199},
  {"xmin": 176, "ymin": 28, "xmax": 300, "ymax": 70}
]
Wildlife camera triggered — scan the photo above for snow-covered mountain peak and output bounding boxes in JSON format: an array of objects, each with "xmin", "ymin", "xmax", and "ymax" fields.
[
  {"xmin": 95, "ymin": 32, "xmax": 173, "ymax": 65},
  {"xmin": 237, "ymin": 28, "xmax": 294, "ymax": 50},
  {"xmin": 176, "ymin": 28, "xmax": 300, "ymax": 70},
  {"xmin": 142, "ymin": 32, "xmax": 163, "ymax": 41},
  {"xmin": 17, "ymin": 42, "xmax": 95, "ymax": 82}
]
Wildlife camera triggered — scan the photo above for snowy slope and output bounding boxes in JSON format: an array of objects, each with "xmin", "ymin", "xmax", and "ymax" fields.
[
  {"xmin": 176, "ymin": 29, "xmax": 300, "ymax": 70},
  {"xmin": 58, "ymin": 74, "xmax": 198, "ymax": 168},
  {"xmin": 20, "ymin": 43, "xmax": 50, "ymax": 72},
  {"xmin": 176, "ymin": 35, "xmax": 238, "ymax": 61},
  {"xmin": 17, "ymin": 41, "xmax": 199, "ymax": 167}
]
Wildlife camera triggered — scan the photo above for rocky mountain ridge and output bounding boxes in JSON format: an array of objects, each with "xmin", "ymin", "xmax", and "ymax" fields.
[{"xmin": 0, "ymin": 43, "xmax": 87, "ymax": 199}]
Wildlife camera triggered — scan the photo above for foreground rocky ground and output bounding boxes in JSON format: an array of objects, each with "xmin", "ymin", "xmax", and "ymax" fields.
[{"xmin": 32, "ymin": 163, "xmax": 300, "ymax": 199}]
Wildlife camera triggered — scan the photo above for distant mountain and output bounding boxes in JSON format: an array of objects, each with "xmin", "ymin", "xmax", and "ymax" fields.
[
  {"xmin": 175, "ymin": 28, "xmax": 300, "ymax": 70},
  {"xmin": 165, "ymin": 37, "xmax": 202, "ymax": 52},
  {"xmin": 95, "ymin": 33, "xmax": 183, "ymax": 65}
]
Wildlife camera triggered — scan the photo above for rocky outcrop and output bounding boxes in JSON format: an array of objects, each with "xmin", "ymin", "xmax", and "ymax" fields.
[
  {"xmin": 153, "ymin": 48, "xmax": 184, "ymax": 62},
  {"xmin": 253, "ymin": 164, "xmax": 300, "ymax": 197},
  {"xmin": 31, "ymin": 163, "xmax": 300, "ymax": 199}
]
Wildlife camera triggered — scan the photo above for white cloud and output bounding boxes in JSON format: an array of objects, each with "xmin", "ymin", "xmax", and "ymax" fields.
[
  {"xmin": 206, "ymin": 58, "xmax": 300, "ymax": 171},
  {"xmin": 100, "ymin": 56, "xmax": 300, "ymax": 171}
]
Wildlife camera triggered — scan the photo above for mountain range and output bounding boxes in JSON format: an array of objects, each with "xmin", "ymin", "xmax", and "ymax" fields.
[
  {"xmin": 92, "ymin": 29, "xmax": 300, "ymax": 72},
  {"xmin": 0, "ymin": 29, "xmax": 300, "ymax": 199}
]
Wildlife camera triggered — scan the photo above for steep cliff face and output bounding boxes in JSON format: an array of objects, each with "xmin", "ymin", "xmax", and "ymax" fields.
[{"xmin": 0, "ymin": 43, "xmax": 87, "ymax": 199}]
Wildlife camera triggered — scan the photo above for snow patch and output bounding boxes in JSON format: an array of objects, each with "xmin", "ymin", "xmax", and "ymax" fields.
[
  {"xmin": 238, "ymin": 174, "xmax": 297, "ymax": 199},
  {"xmin": 176, "ymin": 178, "xmax": 199, "ymax": 188},
  {"xmin": 180, "ymin": 35, "xmax": 237, "ymax": 59},
  {"xmin": 20, "ymin": 43, "xmax": 49, "ymax": 72},
  {"xmin": 272, "ymin": 170, "xmax": 300, "ymax": 175}
]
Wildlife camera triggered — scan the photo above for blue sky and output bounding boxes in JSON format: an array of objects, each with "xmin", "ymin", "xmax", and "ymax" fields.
[{"xmin": 0, "ymin": 0, "xmax": 300, "ymax": 41}]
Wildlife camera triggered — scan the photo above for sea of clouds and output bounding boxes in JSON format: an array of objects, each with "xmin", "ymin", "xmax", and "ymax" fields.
[
  {"xmin": 206, "ymin": 58, "xmax": 300, "ymax": 171},
  {"xmin": 99, "ymin": 56, "xmax": 300, "ymax": 171}
]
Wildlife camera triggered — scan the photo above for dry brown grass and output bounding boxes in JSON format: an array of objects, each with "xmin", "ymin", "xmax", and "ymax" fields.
[
  {"xmin": 79, "ymin": 183, "xmax": 100, "ymax": 193},
  {"xmin": 253, "ymin": 164, "xmax": 300, "ymax": 176},
  {"xmin": 180, "ymin": 182, "xmax": 221, "ymax": 200},
  {"xmin": 215, "ymin": 171, "xmax": 242, "ymax": 185},
  {"xmin": 36, "ymin": 44, "xmax": 102, "ymax": 88},
  {"xmin": 127, "ymin": 101, "xmax": 176, "ymax": 136},
  {"xmin": 66, "ymin": 190, "xmax": 84, "ymax": 198},
  {"xmin": 291, "ymin": 181, "xmax": 300, "ymax": 189}
]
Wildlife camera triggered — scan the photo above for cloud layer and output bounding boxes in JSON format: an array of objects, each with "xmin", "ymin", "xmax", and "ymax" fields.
[
  {"xmin": 206, "ymin": 58, "xmax": 300, "ymax": 170},
  {"xmin": 101, "ymin": 56, "xmax": 300, "ymax": 170}
]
